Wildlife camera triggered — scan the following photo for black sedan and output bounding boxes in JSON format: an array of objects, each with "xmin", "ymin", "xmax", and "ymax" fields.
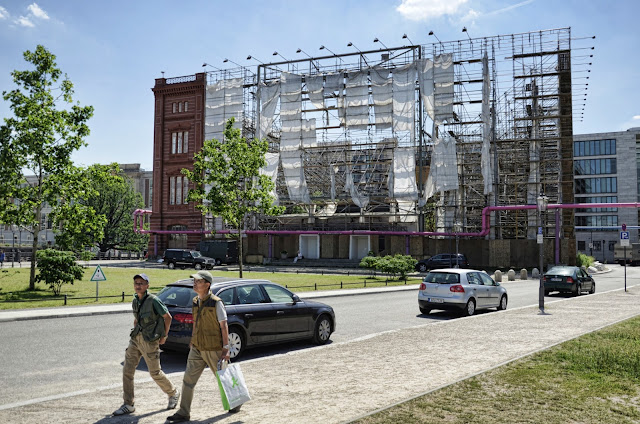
[
  {"xmin": 415, "ymin": 253, "xmax": 469, "ymax": 273},
  {"xmin": 156, "ymin": 278, "xmax": 336, "ymax": 359},
  {"xmin": 543, "ymin": 266, "xmax": 595, "ymax": 296}
]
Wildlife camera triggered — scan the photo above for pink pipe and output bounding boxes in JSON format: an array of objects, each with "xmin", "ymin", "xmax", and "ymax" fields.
[{"xmin": 133, "ymin": 203, "xmax": 640, "ymax": 238}]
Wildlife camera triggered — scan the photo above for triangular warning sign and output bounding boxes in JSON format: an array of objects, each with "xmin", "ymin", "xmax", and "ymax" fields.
[{"xmin": 90, "ymin": 265, "xmax": 107, "ymax": 281}]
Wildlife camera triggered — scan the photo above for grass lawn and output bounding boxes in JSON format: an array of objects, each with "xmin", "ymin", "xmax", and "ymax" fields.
[
  {"xmin": 0, "ymin": 265, "xmax": 421, "ymax": 310},
  {"xmin": 354, "ymin": 315, "xmax": 640, "ymax": 424}
]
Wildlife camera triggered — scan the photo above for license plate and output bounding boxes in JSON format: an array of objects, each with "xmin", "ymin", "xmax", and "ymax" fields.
[
  {"xmin": 551, "ymin": 278, "xmax": 562, "ymax": 282},
  {"xmin": 427, "ymin": 298, "xmax": 444, "ymax": 303}
]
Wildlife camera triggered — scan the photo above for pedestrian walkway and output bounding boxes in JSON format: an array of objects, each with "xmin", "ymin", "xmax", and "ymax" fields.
[{"xmin": 1, "ymin": 282, "xmax": 638, "ymax": 423}]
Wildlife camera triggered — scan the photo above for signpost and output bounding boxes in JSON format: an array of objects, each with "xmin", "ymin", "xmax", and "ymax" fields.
[
  {"xmin": 621, "ymin": 224, "xmax": 628, "ymax": 292},
  {"xmin": 90, "ymin": 265, "xmax": 107, "ymax": 301}
]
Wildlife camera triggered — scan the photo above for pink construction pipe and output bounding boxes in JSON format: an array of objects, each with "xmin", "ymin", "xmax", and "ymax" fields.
[{"xmin": 134, "ymin": 203, "xmax": 640, "ymax": 238}]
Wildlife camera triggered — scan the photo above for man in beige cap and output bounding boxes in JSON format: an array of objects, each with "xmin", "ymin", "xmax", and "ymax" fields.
[
  {"xmin": 113, "ymin": 273, "xmax": 180, "ymax": 416},
  {"xmin": 167, "ymin": 270, "xmax": 239, "ymax": 422}
]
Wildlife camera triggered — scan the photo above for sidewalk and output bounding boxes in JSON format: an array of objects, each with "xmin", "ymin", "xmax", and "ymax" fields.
[{"xmin": 1, "ymin": 282, "xmax": 638, "ymax": 423}]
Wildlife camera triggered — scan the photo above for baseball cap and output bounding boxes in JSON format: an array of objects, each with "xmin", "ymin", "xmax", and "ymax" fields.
[
  {"xmin": 190, "ymin": 270, "xmax": 213, "ymax": 285},
  {"xmin": 133, "ymin": 273, "xmax": 150, "ymax": 283}
]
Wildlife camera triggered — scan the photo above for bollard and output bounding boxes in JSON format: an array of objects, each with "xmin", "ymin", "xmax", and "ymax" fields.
[
  {"xmin": 314, "ymin": 283, "xmax": 317, "ymax": 291},
  {"xmin": 122, "ymin": 291, "xmax": 125, "ymax": 302},
  {"xmin": 340, "ymin": 281, "xmax": 343, "ymax": 289},
  {"xmin": 64, "ymin": 294, "xmax": 67, "ymax": 305},
  {"xmin": 494, "ymin": 270, "xmax": 503, "ymax": 283},
  {"xmin": 507, "ymin": 269, "xmax": 516, "ymax": 281},
  {"xmin": 520, "ymin": 268, "xmax": 528, "ymax": 280},
  {"xmin": 532, "ymin": 268, "xmax": 540, "ymax": 279}
]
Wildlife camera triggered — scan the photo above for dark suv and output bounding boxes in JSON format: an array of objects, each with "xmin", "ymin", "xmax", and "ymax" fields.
[
  {"xmin": 415, "ymin": 253, "xmax": 469, "ymax": 272},
  {"xmin": 163, "ymin": 249, "xmax": 215, "ymax": 270}
]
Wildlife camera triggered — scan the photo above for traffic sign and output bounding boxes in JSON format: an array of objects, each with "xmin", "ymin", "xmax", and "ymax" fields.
[
  {"xmin": 621, "ymin": 231, "xmax": 630, "ymax": 247},
  {"xmin": 90, "ymin": 265, "xmax": 107, "ymax": 282},
  {"xmin": 622, "ymin": 223, "xmax": 627, "ymax": 231}
]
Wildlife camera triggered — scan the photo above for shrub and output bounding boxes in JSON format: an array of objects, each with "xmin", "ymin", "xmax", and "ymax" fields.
[
  {"xmin": 576, "ymin": 253, "xmax": 595, "ymax": 268},
  {"xmin": 371, "ymin": 254, "xmax": 417, "ymax": 280},
  {"xmin": 359, "ymin": 256, "xmax": 378, "ymax": 269},
  {"xmin": 35, "ymin": 249, "xmax": 84, "ymax": 296}
]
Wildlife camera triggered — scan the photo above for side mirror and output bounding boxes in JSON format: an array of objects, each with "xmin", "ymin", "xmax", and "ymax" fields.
[{"xmin": 292, "ymin": 294, "xmax": 301, "ymax": 304}]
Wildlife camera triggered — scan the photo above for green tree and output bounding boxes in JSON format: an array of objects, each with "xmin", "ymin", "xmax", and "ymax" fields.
[
  {"xmin": 0, "ymin": 45, "xmax": 96, "ymax": 289},
  {"xmin": 35, "ymin": 249, "xmax": 84, "ymax": 295},
  {"xmin": 72, "ymin": 163, "xmax": 149, "ymax": 253},
  {"xmin": 183, "ymin": 118, "xmax": 284, "ymax": 277}
]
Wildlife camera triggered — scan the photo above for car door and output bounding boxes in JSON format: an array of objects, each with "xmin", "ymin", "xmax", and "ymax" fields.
[
  {"xmin": 479, "ymin": 272, "xmax": 502, "ymax": 307},
  {"xmin": 466, "ymin": 272, "xmax": 489, "ymax": 307},
  {"xmin": 233, "ymin": 284, "xmax": 277, "ymax": 344},
  {"xmin": 263, "ymin": 283, "xmax": 314, "ymax": 341},
  {"xmin": 579, "ymin": 269, "xmax": 594, "ymax": 292}
]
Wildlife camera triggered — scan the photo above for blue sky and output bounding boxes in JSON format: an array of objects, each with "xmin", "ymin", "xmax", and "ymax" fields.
[{"xmin": 0, "ymin": 0, "xmax": 638, "ymax": 171}]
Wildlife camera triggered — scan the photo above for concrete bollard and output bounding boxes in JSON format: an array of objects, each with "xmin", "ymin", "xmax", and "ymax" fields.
[
  {"xmin": 494, "ymin": 270, "xmax": 502, "ymax": 282},
  {"xmin": 532, "ymin": 268, "xmax": 540, "ymax": 279},
  {"xmin": 520, "ymin": 268, "xmax": 528, "ymax": 280},
  {"xmin": 507, "ymin": 269, "xmax": 515, "ymax": 281}
]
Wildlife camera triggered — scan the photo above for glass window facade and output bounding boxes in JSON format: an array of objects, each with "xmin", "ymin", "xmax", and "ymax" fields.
[
  {"xmin": 575, "ymin": 177, "xmax": 617, "ymax": 194},
  {"xmin": 574, "ymin": 158, "xmax": 616, "ymax": 175},
  {"xmin": 574, "ymin": 139, "xmax": 616, "ymax": 157},
  {"xmin": 575, "ymin": 196, "xmax": 618, "ymax": 212},
  {"xmin": 575, "ymin": 215, "xmax": 618, "ymax": 227}
]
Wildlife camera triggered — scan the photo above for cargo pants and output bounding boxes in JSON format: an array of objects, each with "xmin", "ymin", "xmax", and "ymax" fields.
[{"xmin": 175, "ymin": 346, "xmax": 223, "ymax": 417}]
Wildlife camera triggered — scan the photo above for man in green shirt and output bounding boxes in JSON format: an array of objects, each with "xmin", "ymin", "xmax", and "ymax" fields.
[{"xmin": 113, "ymin": 273, "xmax": 180, "ymax": 416}]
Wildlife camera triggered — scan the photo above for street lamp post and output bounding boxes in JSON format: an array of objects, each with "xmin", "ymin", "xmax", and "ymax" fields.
[
  {"xmin": 454, "ymin": 221, "xmax": 462, "ymax": 268},
  {"xmin": 537, "ymin": 193, "xmax": 549, "ymax": 314},
  {"xmin": 11, "ymin": 225, "xmax": 17, "ymax": 268}
]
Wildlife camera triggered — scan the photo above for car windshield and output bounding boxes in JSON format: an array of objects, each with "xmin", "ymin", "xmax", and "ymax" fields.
[
  {"xmin": 546, "ymin": 267, "xmax": 574, "ymax": 276},
  {"xmin": 424, "ymin": 272, "xmax": 460, "ymax": 284},
  {"xmin": 156, "ymin": 285, "xmax": 195, "ymax": 307},
  {"xmin": 191, "ymin": 251, "xmax": 202, "ymax": 258}
]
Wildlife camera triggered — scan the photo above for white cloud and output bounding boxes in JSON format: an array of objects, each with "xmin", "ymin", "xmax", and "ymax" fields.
[
  {"xmin": 0, "ymin": 6, "xmax": 9, "ymax": 19},
  {"xmin": 397, "ymin": 0, "xmax": 469, "ymax": 21},
  {"xmin": 15, "ymin": 16, "xmax": 34, "ymax": 27},
  {"xmin": 27, "ymin": 3, "xmax": 49, "ymax": 20},
  {"xmin": 633, "ymin": 115, "xmax": 640, "ymax": 120}
]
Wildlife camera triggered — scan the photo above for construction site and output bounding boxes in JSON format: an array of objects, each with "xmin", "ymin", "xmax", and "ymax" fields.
[{"xmin": 148, "ymin": 27, "xmax": 596, "ymax": 267}]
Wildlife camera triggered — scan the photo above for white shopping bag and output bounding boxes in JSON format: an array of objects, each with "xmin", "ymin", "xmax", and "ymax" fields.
[{"xmin": 216, "ymin": 362, "xmax": 251, "ymax": 410}]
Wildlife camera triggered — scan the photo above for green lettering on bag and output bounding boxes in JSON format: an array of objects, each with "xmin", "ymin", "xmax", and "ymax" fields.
[{"xmin": 232, "ymin": 376, "xmax": 239, "ymax": 388}]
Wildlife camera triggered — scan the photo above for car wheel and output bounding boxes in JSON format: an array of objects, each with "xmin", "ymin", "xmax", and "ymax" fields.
[
  {"xmin": 419, "ymin": 307, "xmax": 431, "ymax": 315},
  {"xmin": 461, "ymin": 299, "xmax": 476, "ymax": 317},
  {"xmin": 544, "ymin": 289, "xmax": 550, "ymax": 296},
  {"xmin": 589, "ymin": 282, "xmax": 595, "ymax": 294},
  {"xmin": 497, "ymin": 295, "xmax": 507, "ymax": 311},
  {"xmin": 228, "ymin": 326, "xmax": 245, "ymax": 359},
  {"xmin": 216, "ymin": 259, "xmax": 222, "ymax": 266},
  {"xmin": 168, "ymin": 262, "xmax": 175, "ymax": 269},
  {"xmin": 194, "ymin": 263, "xmax": 202, "ymax": 270},
  {"xmin": 313, "ymin": 315, "xmax": 332, "ymax": 345},
  {"xmin": 573, "ymin": 284, "xmax": 581, "ymax": 297},
  {"xmin": 418, "ymin": 263, "xmax": 428, "ymax": 273}
]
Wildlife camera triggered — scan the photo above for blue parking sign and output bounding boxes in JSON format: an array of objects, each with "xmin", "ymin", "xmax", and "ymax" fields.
[{"xmin": 621, "ymin": 231, "xmax": 630, "ymax": 240}]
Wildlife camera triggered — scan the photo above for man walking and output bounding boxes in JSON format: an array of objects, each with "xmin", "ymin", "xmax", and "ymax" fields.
[
  {"xmin": 167, "ymin": 270, "xmax": 239, "ymax": 422},
  {"xmin": 113, "ymin": 273, "xmax": 180, "ymax": 416}
]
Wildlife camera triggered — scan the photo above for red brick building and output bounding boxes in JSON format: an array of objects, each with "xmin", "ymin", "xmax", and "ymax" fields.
[{"xmin": 149, "ymin": 73, "xmax": 207, "ymax": 256}]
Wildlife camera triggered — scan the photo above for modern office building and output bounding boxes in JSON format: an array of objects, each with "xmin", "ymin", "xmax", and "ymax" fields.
[{"xmin": 573, "ymin": 127, "xmax": 640, "ymax": 262}]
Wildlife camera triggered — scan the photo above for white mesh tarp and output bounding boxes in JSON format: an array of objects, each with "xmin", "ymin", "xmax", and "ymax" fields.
[
  {"xmin": 305, "ymin": 75, "xmax": 325, "ymax": 110},
  {"xmin": 259, "ymin": 152, "xmax": 280, "ymax": 205},
  {"xmin": 280, "ymin": 150, "xmax": 310, "ymax": 204},
  {"xmin": 371, "ymin": 67, "xmax": 392, "ymax": 130},
  {"xmin": 481, "ymin": 52, "xmax": 494, "ymax": 194},
  {"xmin": 433, "ymin": 54, "xmax": 454, "ymax": 123},
  {"xmin": 345, "ymin": 71, "xmax": 369, "ymax": 130},
  {"xmin": 205, "ymin": 78, "xmax": 243, "ymax": 142},
  {"xmin": 392, "ymin": 62, "xmax": 416, "ymax": 139},
  {"xmin": 418, "ymin": 58, "xmax": 434, "ymax": 120},
  {"xmin": 423, "ymin": 135, "xmax": 459, "ymax": 200},
  {"xmin": 344, "ymin": 171, "xmax": 369, "ymax": 209},
  {"xmin": 280, "ymin": 72, "xmax": 302, "ymax": 152},
  {"xmin": 302, "ymin": 118, "xmax": 317, "ymax": 149},
  {"xmin": 258, "ymin": 80, "xmax": 280, "ymax": 139},
  {"xmin": 392, "ymin": 147, "xmax": 418, "ymax": 200},
  {"xmin": 324, "ymin": 72, "xmax": 345, "ymax": 125}
]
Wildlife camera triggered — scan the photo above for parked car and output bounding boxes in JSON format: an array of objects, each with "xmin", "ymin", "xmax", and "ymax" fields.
[
  {"xmin": 156, "ymin": 278, "xmax": 336, "ymax": 359},
  {"xmin": 162, "ymin": 249, "xmax": 215, "ymax": 270},
  {"xmin": 418, "ymin": 268, "xmax": 507, "ymax": 316},
  {"xmin": 415, "ymin": 253, "xmax": 469, "ymax": 272},
  {"xmin": 543, "ymin": 266, "xmax": 595, "ymax": 296}
]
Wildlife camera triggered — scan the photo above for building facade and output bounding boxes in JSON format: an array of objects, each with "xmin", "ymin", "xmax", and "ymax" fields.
[{"xmin": 573, "ymin": 127, "xmax": 640, "ymax": 262}]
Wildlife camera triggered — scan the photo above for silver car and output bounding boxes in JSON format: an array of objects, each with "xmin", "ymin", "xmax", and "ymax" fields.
[{"xmin": 418, "ymin": 269, "xmax": 508, "ymax": 316}]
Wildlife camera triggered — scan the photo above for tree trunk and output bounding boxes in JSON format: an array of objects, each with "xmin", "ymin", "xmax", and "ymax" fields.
[
  {"xmin": 238, "ymin": 231, "xmax": 243, "ymax": 279},
  {"xmin": 29, "ymin": 222, "xmax": 40, "ymax": 291}
]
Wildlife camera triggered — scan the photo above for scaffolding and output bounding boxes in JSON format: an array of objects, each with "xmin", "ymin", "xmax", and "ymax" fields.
[{"xmin": 203, "ymin": 27, "xmax": 584, "ymax": 240}]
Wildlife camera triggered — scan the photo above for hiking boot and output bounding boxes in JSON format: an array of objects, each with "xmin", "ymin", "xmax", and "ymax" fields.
[
  {"xmin": 229, "ymin": 405, "xmax": 242, "ymax": 413},
  {"xmin": 167, "ymin": 389, "xmax": 180, "ymax": 409},
  {"xmin": 166, "ymin": 412, "xmax": 190, "ymax": 422},
  {"xmin": 113, "ymin": 404, "xmax": 135, "ymax": 415}
]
